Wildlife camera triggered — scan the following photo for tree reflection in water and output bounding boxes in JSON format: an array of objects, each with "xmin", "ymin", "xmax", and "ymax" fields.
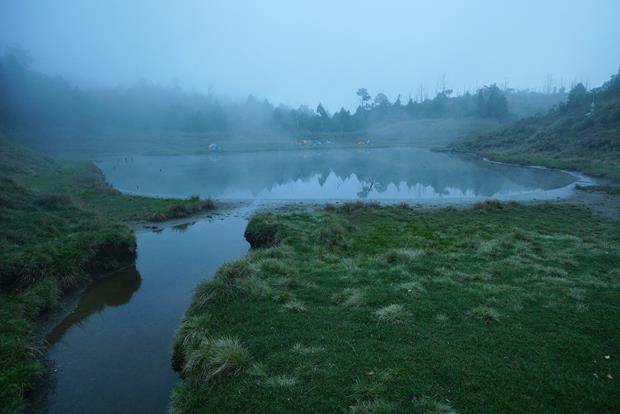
[{"xmin": 46, "ymin": 266, "xmax": 142, "ymax": 346}]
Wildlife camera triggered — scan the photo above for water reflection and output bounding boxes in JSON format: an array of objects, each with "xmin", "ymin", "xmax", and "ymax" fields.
[
  {"xmin": 97, "ymin": 148, "xmax": 578, "ymax": 201},
  {"xmin": 171, "ymin": 222, "xmax": 194, "ymax": 232},
  {"xmin": 47, "ymin": 266, "xmax": 142, "ymax": 347}
]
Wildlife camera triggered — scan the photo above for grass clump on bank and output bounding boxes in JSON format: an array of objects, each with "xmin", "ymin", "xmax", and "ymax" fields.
[{"xmin": 171, "ymin": 202, "xmax": 620, "ymax": 413}]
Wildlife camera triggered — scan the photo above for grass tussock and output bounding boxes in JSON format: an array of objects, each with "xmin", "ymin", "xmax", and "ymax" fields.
[
  {"xmin": 374, "ymin": 304, "xmax": 409, "ymax": 324},
  {"xmin": 183, "ymin": 336, "xmax": 251, "ymax": 382},
  {"xmin": 190, "ymin": 260, "xmax": 256, "ymax": 308},
  {"xmin": 470, "ymin": 306, "xmax": 501, "ymax": 324},
  {"xmin": 349, "ymin": 399, "xmax": 397, "ymax": 414},
  {"xmin": 316, "ymin": 217, "xmax": 357, "ymax": 251},
  {"xmin": 282, "ymin": 298, "xmax": 307, "ymax": 312},
  {"xmin": 264, "ymin": 374, "xmax": 297, "ymax": 387},
  {"xmin": 435, "ymin": 313, "xmax": 449, "ymax": 323},
  {"xmin": 383, "ymin": 248, "xmax": 423, "ymax": 264},
  {"xmin": 291, "ymin": 343, "xmax": 325, "ymax": 354},
  {"xmin": 414, "ymin": 398, "xmax": 459, "ymax": 414},
  {"xmin": 333, "ymin": 288, "xmax": 367, "ymax": 308},
  {"xmin": 149, "ymin": 197, "xmax": 215, "ymax": 222},
  {"xmin": 398, "ymin": 281, "xmax": 426, "ymax": 296}
]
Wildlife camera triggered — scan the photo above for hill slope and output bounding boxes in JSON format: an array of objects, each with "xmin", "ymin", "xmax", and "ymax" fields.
[{"xmin": 450, "ymin": 71, "xmax": 620, "ymax": 181}]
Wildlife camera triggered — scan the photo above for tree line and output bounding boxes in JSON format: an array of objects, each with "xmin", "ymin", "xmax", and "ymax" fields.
[{"xmin": 0, "ymin": 47, "xmax": 568, "ymax": 136}]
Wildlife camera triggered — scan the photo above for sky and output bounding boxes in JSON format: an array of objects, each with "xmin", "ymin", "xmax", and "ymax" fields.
[{"xmin": 1, "ymin": 0, "xmax": 619, "ymax": 110}]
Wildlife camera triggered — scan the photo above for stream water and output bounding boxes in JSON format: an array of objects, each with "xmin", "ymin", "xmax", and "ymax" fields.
[{"xmin": 43, "ymin": 215, "xmax": 249, "ymax": 414}]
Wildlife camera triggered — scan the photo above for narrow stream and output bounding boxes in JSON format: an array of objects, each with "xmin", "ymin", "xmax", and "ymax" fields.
[{"xmin": 43, "ymin": 213, "xmax": 249, "ymax": 414}]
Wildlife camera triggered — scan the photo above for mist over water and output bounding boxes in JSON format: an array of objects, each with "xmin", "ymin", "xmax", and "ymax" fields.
[{"xmin": 97, "ymin": 148, "xmax": 578, "ymax": 202}]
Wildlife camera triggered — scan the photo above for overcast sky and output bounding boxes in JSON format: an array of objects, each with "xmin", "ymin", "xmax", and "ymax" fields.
[{"xmin": 1, "ymin": 0, "xmax": 619, "ymax": 110}]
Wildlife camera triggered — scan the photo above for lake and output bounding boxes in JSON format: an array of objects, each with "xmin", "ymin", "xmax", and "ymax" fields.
[{"xmin": 96, "ymin": 148, "xmax": 581, "ymax": 202}]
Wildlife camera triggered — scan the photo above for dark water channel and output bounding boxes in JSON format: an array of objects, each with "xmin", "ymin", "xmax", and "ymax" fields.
[{"xmin": 43, "ymin": 215, "xmax": 249, "ymax": 413}]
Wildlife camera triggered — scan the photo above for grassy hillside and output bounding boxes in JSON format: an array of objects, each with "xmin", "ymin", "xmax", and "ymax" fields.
[
  {"xmin": 171, "ymin": 202, "xmax": 619, "ymax": 414},
  {"xmin": 0, "ymin": 138, "xmax": 215, "ymax": 413},
  {"xmin": 450, "ymin": 72, "xmax": 620, "ymax": 182}
]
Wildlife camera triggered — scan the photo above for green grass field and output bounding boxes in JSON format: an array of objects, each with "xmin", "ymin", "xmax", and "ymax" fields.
[{"xmin": 171, "ymin": 202, "xmax": 620, "ymax": 414}]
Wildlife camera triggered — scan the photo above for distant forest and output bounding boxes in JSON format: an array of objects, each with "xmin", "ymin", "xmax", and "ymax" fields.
[{"xmin": 1, "ymin": 47, "xmax": 569, "ymax": 136}]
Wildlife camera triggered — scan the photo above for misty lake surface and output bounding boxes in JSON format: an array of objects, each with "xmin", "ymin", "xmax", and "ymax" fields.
[
  {"xmin": 97, "ymin": 148, "xmax": 580, "ymax": 202},
  {"xmin": 44, "ymin": 147, "xmax": 582, "ymax": 413}
]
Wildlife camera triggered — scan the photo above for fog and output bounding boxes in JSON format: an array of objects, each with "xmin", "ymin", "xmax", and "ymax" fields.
[{"xmin": 1, "ymin": 0, "xmax": 619, "ymax": 110}]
